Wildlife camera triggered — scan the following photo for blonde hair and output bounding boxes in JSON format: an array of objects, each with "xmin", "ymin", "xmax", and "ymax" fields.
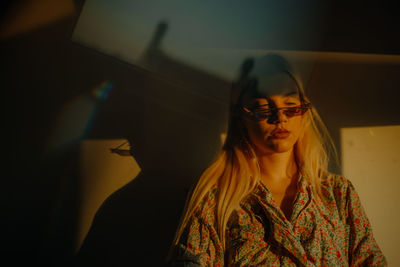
[{"xmin": 170, "ymin": 55, "xmax": 337, "ymax": 253}]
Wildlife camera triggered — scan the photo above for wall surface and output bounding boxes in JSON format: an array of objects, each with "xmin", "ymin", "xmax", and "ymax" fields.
[{"xmin": 342, "ymin": 125, "xmax": 400, "ymax": 265}]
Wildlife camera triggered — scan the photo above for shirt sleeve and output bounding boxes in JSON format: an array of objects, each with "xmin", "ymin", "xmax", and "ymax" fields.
[
  {"xmin": 172, "ymin": 214, "xmax": 223, "ymax": 267},
  {"xmin": 344, "ymin": 180, "xmax": 387, "ymax": 266},
  {"xmin": 171, "ymin": 188, "xmax": 224, "ymax": 267},
  {"xmin": 226, "ymin": 208, "xmax": 284, "ymax": 266}
]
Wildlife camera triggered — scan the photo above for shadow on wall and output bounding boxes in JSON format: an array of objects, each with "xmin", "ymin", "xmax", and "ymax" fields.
[
  {"xmin": 69, "ymin": 21, "xmax": 230, "ymax": 266},
  {"xmin": 73, "ymin": 102, "xmax": 226, "ymax": 266},
  {"xmin": 2, "ymin": 4, "xmax": 229, "ymax": 266}
]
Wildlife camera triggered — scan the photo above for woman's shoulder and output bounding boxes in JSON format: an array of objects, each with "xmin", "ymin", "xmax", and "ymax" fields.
[
  {"xmin": 319, "ymin": 172, "xmax": 358, "ymax": 210},
  {"xmin": 320, "ymin": 172, "xmax": 354, "ymax": 191}
]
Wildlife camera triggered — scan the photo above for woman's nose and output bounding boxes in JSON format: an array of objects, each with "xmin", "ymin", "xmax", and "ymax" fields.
[
  {"xmin": 277, "ymin": 109, "xmax": 288, "ymax": 122},
  {"xmin": 267, "ymin": 109, "xmax": 288, "ymax": 124}
]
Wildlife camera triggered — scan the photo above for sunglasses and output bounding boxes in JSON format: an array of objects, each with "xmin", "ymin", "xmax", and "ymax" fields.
[{"xmin": 240, "ymin": 102, "xmax": 311, "ymax": 121}]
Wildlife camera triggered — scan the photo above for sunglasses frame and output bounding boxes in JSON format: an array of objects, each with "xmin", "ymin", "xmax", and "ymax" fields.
[{"xmin": 240, "ymin": 102, "xmax": 312, "ymax": 121}]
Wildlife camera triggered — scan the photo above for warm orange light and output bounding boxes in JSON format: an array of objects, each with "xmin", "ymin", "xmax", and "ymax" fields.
[
  {"xmin": 76, "ymin": 139, "xmax": 141, "ymax": 253},
  {"xmin": 0, "ymin": 0, "xmax": 75, "ymax": 40},
  {"xmin": 341, "ymin": 125, "xmax": 400, "ymax": 265}
]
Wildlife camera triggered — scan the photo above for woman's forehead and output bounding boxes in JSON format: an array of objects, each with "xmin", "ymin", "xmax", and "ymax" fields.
[
  {"xmin": 254, "ymin": 90, "xmax": 300, "ymax": 99},
  {"xmin": 255, "ymin": 72, "xmax": 299, "ymax": 95},
  {"xmin": 242, "ymin": 91, "xmax": 301, "ymax": 109},
  {"xmin": 242, "ymin": 89, "xmax": 300, "ymax": 104}
]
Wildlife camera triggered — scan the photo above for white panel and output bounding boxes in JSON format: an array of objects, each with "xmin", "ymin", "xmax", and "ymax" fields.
[{"xmin": 341, "ymin": 125, "xmax": 400, "ymax": 266}]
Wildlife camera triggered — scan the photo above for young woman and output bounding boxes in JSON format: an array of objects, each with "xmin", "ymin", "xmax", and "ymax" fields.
[{"xmin": 169, "ymin": 54, "xmax": 386, "ymax": 266}]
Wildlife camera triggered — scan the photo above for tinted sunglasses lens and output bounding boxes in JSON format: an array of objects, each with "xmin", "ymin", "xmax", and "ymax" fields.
[
  {"xmin": 284, "ymin": 107, "xmax": 306, "ymax": 117},
  {"xmin": 253, "ymin": 111, "xmax": 268, "ymax": 120}
]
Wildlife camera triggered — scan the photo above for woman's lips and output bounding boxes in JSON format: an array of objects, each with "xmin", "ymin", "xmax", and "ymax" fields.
[{"xmin": 271, "ymin": 128, "xmax": 290, "ymax": 139}]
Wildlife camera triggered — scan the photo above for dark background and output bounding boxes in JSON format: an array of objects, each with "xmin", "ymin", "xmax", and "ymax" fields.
[{"xmin": 2, "ymin": 1, "xmax": 399, "ymax": 266}]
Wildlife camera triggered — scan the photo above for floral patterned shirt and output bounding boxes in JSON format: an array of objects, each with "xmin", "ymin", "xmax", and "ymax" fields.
[{"xmin": 172, "ymin": 174, "xmax": 387, "ymax": 266}]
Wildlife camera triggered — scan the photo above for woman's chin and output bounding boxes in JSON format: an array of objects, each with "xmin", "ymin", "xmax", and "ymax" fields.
[
  {"xmin": 256, "ymin": 139, "xmax": 295, "ymax": 154},
  {"xmin": 270, "ymin": 143, "xmax": 293, "ymax": 153}
]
